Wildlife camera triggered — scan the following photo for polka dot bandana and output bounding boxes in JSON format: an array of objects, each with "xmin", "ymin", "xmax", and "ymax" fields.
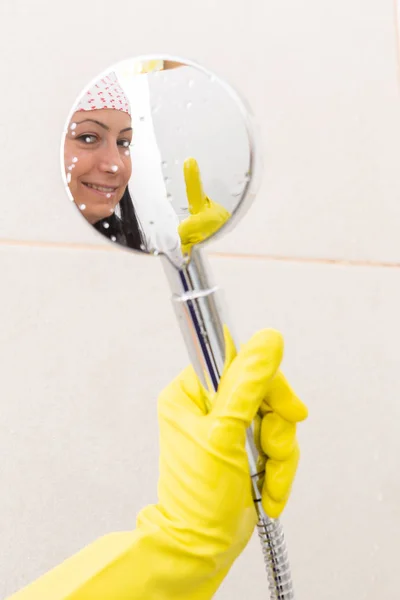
[{"xmin": 75, "ymin": 72, "xmax": 131, "ymax": 116}]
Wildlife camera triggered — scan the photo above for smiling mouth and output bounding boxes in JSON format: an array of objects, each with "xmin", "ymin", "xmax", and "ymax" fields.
[{"xmin": 83, "ymin": 183, "xmax": 118, "ymax": 194}]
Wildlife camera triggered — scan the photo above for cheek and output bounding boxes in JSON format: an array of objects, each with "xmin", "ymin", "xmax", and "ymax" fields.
[
  {"xmin": 123, "ymin": 155, "xmax": 132, "ymax": 184},
  {"xmin": 64, "ymin": 139, "xmax": 77, "ymax": 171},
  {"xmin": 65, "ymin": 151, "xmax": 92, "ymax": 183}
]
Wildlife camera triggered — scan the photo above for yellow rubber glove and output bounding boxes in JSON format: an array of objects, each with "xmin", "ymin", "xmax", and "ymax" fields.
[
  {"xmin": 178, "ymin": 157, "xmax": 231, "ymax": 255},
  {"xmin": 254, "ymin": 369, "xmax": 307, "ymax": 517},
  {"xmin": 9, "ymin": 328, "xmax": 307, "ymax": 600}
]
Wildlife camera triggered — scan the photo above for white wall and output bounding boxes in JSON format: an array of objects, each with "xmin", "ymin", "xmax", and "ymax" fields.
[{"xmin": 1, "ymin": 1, "xmax": 400, "ymax": 599}]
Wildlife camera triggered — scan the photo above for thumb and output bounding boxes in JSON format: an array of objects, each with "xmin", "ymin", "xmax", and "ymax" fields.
[
  {"xmin": 212, "ymin": 329, "xmax": 284, "ymax": 427},
  {"xmin": 184, "ymin": 157, "xmax": 207, "ymax": 215}
]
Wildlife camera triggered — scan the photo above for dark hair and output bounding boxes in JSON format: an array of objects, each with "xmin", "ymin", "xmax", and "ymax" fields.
[{"xmin": 93, "ymin": 187, "xmax": 144, "ymax": 251}]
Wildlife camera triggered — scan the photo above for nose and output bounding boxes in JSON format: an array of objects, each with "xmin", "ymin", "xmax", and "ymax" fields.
[{"xmin": 98, "ymin": 141, "xmax": 124, "ymax": 174}]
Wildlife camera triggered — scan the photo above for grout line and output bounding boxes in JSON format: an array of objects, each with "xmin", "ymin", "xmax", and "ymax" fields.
[
  {"xmin": 210, "ymin": 251, "xmax": 400, "ymax": 269},
  {"xmin": 0, "ymin": 238, "xmax": 117, "ymax": 252},
  {"xmin": 0, "ymin": 238, "xmax": 399, "ymax": 269}
]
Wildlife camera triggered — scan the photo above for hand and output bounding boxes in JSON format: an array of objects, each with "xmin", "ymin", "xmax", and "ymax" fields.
[
  {"xmin": 178, "ymin": 157, "xmax": 231, "ymax": 255},
  {"xmin": 132, "ymin": 326, "xmax": 308, "ymax": 597},
  {"xmin": 9, "ymin": 329, "xmax": 307, "ymax": 600}
]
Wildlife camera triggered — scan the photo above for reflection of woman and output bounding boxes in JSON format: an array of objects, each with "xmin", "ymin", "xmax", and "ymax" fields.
[
  {"xmin": 64, "ymin": 71, "xmax": 231, "ymax": 258},
  {"xmin": 64, "ymin": 73, "xmax": 144, "ymax": 250}
]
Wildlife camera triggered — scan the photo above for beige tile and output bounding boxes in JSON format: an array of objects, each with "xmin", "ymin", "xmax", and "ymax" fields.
[
  {"xmin": 1, "ymin": 0, "xmax": 399, "ymax": 266},
  {"xmin": 1, "ymin": 244, "xmax": 399, "ymax": 598},
  {"xmin": 0, "ymin": 245, "xmax": 184, "ymax": 595},
  {"xmin": 0, "ymin": 0, "xmax": 260, "ymax": 247},
  {"xmin": 211, "ymin": 0, "xmax": 400, "ymax": 263},
  {"xmin": 213, "ymin": 255, "xmax": 400, "ymax": 599}
]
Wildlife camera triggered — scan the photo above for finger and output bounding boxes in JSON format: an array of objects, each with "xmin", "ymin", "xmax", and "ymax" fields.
[
  {"xmin": 260, "ymin": 412, "xmax": 296, "ymax": 461},
  {"xmin": 263, "ymin": 443, "xmax": 300, "ymax": 504},
  {"xmin": 212, "ymin": 329, "xmax": 284, "ymax": 427},
  {"xmin": 260, "ymin": 371, "xmax": 308, "ymax": 423},
  {"xmin": 183, "ymin": 157, "xmax": 207, "ymax": 215},
  {"xmin": 221, "ymin": 324, "xmax": 237, "ymax": 374},
  {"xmin": 261, "ymin": 490, "xmax": 290, "ymax": 520}
]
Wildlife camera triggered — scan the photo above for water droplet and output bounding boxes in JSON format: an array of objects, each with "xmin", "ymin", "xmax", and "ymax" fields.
[
  {"xmin": 188, "ymin": 79, "xmax": 194, "ymax": 88},
  {"xmin": 79, "ymin": 204, "xmax": 86, "ymax": 210},
  {"xmin": 103, "ymin": 222, "xmax": 110, "ymax": 229},
  {"xmin": 111, "ymin": 236, "xmax": 117, "ymax": 242},
  {"xmin": 68, "ymin": 165, "xmax": 74, "ymax": 171},
  {"xmin": 71, "ymin": 131, "xmax": 76, "ymax": 136},
  {"xmin": 111, "ymin": 165, "xmax": 118, "ymax": 172},
  {"xmin": 186, "ymin": 101, "xmax": 192, "ymax": 109},
  {"xmin": 139, "ymin": 116, "xmax": 145, "ymax": 122},
  {"xmin": 70, "ymin": 123, "xmax": 77, "ymax": 130},
  {"xmin": 151, "ymin": 104, "xmax": 160, "ymax": 113},
  {"xmin": 166, "ymin": 193, "xmax": 172, "ymax": 199},
  {"xmin": 124, "ymin": 150, "xmax": 130, "ymax": 157},
  {"xmin": 174, "ymin": 159, "xmax": 179, "ymax": 165},
  {"xmin": 106, "ymin": 193, "xmax": 111, "ymax": 199},
  {"xmin": 66, "ymin": 173, "xmax": 71, "ymax": 183},
  {"xmin": 149, "ymin": 221, "xmax": 154, "ymax": 225},
  {"xmin": 72, "ymin": 157, "xmax": 78, "ymax": 163},
  {"xmin": 164, "ymin": 176, "xmax": 171, "ymax": 184},
  {"xmin": 176, "ymin": 126, "xmax": 183, "ymax": 133},
  {"xmin": 140, "ymin": 244, "xmax": 146, "ymax": 251},
  {"xmin": 162, "ymin": 161, "xmax": 168, "ymax": 169}
]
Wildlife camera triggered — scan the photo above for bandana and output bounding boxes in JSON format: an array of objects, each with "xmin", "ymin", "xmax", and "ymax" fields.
[{"xmin": 75, "ymin": 72, "xmax": 131, "ymax": 115}]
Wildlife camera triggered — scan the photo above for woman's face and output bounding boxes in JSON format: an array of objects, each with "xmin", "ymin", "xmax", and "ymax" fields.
[{"xmin": 64, "ymin": 109, "xmax": 133, "ymax": 224}]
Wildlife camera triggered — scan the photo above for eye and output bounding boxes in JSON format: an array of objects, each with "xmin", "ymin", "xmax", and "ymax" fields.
[
  {"xmin": 118, "ymin": 139, "xmax": 132, "ymax": 148},
  {"xmin": 77, "ymin": 134, "xmax": 98, "ymax": 145}
]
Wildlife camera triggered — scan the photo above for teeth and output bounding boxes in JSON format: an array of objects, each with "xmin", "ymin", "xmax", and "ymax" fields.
[{"xmin": 86, "ymin": 183, "xmax": 116, "ymax": 193}]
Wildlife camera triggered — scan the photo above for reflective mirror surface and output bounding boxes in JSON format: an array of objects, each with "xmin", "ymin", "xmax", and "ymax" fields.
[{"xmin": 62, "ymin": 56, "xmax": 258, "ymax": 265}]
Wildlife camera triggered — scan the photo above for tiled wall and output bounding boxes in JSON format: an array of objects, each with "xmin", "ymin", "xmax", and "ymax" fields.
[{"xmin": 1, "ymin": 1, "xmax": 399, "ymax": 598}]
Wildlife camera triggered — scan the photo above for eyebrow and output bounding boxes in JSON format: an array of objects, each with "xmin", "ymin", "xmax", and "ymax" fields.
[{"xmin": 74, "ymin": 119, "xmax": 132, "ymax": 134}]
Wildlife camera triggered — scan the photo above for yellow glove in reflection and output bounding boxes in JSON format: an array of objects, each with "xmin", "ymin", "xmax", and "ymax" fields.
[
  {"xmin": 9, "ymin": 328, "xmax": 307, "ymax": 600},
  {"xmin": 178, "ymin": 157, "xmax": 231, "ymax": 255}
]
